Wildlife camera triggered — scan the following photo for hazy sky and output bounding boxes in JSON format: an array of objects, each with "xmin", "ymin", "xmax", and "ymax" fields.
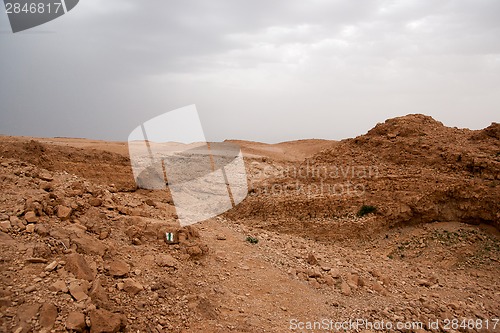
[{"xmin": 1, "ymin": 0, "xmax": 499, "ymax": 143}]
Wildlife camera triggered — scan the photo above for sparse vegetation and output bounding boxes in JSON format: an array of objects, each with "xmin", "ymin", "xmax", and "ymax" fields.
[
  {"xmin": 357, "ymin": 205, "xmax": 377, "ymax": 217},
  {"xmin": 246, "ymin": 236, "xmax": 259, "ymax": 244}
]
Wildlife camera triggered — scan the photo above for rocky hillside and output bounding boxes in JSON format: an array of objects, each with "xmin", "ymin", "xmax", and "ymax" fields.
[{"xmin": 230, "ymin": 114, "xmax": 499, "ymax": 239}]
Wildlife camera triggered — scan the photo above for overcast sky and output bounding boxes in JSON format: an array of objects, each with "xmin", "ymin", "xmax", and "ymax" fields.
[{"xmin": 0, "ymin": 0, "xmax": 499, "ymax": 143}]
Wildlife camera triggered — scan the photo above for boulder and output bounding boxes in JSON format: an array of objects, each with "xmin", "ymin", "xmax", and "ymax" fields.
[
  {"xmin": 154, "ymin": 254, "xmax": 178, "ymax": 268},
  {"xmin": 15, "ymin": 303, "xmax": 40, "ymax": 332},
  {"xmin": 66, "ymin": 312, "xmax": 86, "ymax": 332},
  {"xmin": 324, "ymin": 275, "xmax": 335, "ymax": 286},
  {"xmin": 340, "ymin": 281, "xmax": 352, "ymax": 296},
  {"xmin": 35, "ymin": 224, "xmax": 49, "ymax": 236},
  {"xmin": 89, "ymin": 309, "xmax": 125, "ymax": 333},
  {"xmin": 347, "ymin": 273, "xmax": 359, "ymax": 288},
  {"xmin": 0, "ymin": 220, "xmax": 12, "ymax": 232},
  {"xmin": 39, "ymin": 303, "xmax": 58, "ymax": 330},
  {"xmin": 24, "ymin": 211, "xmax": 38, "ymax": 223},
  {"xmin": 56, "ymin": 205, "xmax": 72, "ymax": 220},
  {"xmin": 122, "ymin": 278, "xmax": 143, "ymax": 295},
  {"xmin": 89, "ymin": 198, "xmax": 103, "ymax": 207},
  {"xmin": 107, "ymin": 259, "xmax": 130, "ymax": 277},
  {"xmin": 49, "ymin": 280, "xmax": 68, "ymax": 293},
  {"xmin": 68, "ymin": 280, "xmax": 89, "ymax": 302},
  {"xmin": 71, "ymin": 234, "xmax": 107, "ymax": 256},
  {"xmin": 89, "ymin": 278, "xmax": 110, "ymax": 309},
  {"xmin": 65, "ymin": 253, "xmax": 95, "ymax": 281},
  {"xmin": 38, "ymin": 171, "xmax": 54, "ymax": 182}
]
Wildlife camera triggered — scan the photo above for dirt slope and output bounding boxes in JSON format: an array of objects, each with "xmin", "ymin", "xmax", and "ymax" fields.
[{"xmin": 228, "ymin": 139, "xmax": 336, "ymax": 162}]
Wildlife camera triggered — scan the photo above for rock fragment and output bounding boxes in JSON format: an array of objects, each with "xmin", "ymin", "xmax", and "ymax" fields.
[
  {"xmin": 0, "ymin": 220, "xmax": 12, "ymax": 232},
  {"xmin": 122, "ymin": 278, "xmax": 143, "ymax": 295},
  {"xmin": 25, "ymin": 224, "xmax": 35, "ymax": 233},
  {"xmin": 65, "ymin": 253, "xmax": 95, "ymax": 281},
  {"xmin": 49, "ymin": 280, "xmax": 68, "ymax": 293},
  {"xmin": 155, "ymin": 254, "xmax": 178, "ymax": 268},
  {"xmin": 307, "ymin": 253, "xmax": 319, "ymax": 265},
  {"xmin": 39, "ymin": 303, "xmax": 58, "ymax": 330},
  {"xmin": 69, "ymin": 280, "xmax": 89, "ymax": 301},
  {"xmin": 45, "ymin": 260, "xmax": 58, "ymax": 272},
  {"xmin": 340, "ymin": 281, "xmax": 352, "ymax": 296},
  {"xmin": 24, "ymin": 211, "xmax": 37, "ymax": 223},
  {"xmin": 89, "ymin": 278, "xmax": 110, "ymax": 309},
  {"xmin": 66, "ymin": 312, "xmax": 86, "ymax": 332},
  {"xmin": 56, "ymin": 205, "xmax": 72, "ymax": 220},
  {"xmin": 89, "ymin": 198, "xmax": 102, "ymax": 207},
  {"xmin": 107, "ymin": 259, "xmax": 130, "ymax": 277},
  {"xmin": 89, "ymin": 309, "xmax": 125, "ymax": 333}
]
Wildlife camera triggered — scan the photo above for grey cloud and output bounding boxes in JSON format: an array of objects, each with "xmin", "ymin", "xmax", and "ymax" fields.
[{"xmin": 0, "ymin": 0, "xmax": 498, "ymax": 142}]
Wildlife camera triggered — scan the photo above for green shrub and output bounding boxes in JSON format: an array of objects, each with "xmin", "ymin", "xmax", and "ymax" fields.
[
  {"xmin": 357, "ymin": 205, "xmax": 377, "ymax": 217},
  {"xmin": 246, "ymin": 236, "xmax": 259, "ymax": 244}
]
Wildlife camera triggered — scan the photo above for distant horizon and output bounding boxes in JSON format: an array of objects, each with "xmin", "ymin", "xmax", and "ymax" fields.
[{"xmin": 0, "ymin": 112, "xmax": 497, "ymax": 145}]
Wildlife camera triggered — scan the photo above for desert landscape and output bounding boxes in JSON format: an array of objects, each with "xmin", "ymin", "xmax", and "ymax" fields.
[{"xmin": 0, "ymin": 114, "xmax": 499, "ymax": 333}]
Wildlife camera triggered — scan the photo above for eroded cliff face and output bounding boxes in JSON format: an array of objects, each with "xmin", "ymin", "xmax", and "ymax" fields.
[{"xmin": 229, "ymin": 115, "xmax": 499, "ymax": 236}]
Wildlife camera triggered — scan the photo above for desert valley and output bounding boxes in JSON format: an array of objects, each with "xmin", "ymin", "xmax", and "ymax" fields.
[{"xmin": 0, "ymin": 114, "xmax": 499, "ymax": 333}]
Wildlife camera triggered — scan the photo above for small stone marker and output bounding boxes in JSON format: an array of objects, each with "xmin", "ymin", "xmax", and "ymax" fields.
[{"xmin": 165, "ymin": 231, "xmax": 179, "ymax": 244}]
